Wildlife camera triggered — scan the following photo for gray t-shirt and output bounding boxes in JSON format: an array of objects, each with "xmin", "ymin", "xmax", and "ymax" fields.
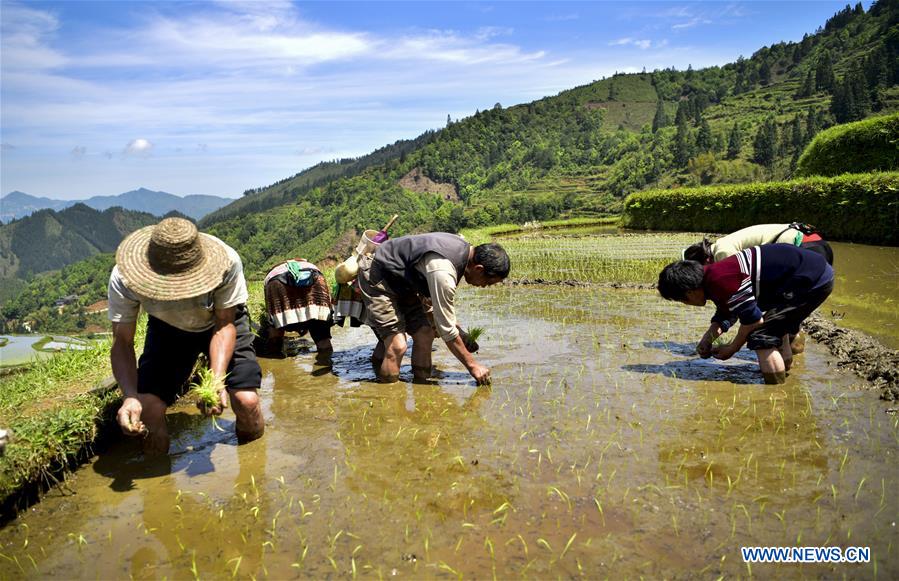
[{"xmin": 108, "ymin": 236, "xmax": 248, "ymax": 332}]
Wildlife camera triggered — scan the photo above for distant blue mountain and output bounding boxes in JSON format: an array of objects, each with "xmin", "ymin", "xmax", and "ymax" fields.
[{"xmin": 0, "ymin": 187, "xmax": 234, "ymax": 222}]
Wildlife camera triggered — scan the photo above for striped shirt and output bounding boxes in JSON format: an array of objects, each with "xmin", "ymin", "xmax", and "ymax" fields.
[{"xmin": 703, "ymin": 244, "xmax": 833, "ymax": 330}]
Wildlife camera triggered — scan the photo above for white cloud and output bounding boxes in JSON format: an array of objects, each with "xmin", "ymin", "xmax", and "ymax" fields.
[
  {"xmin": 124, "ymin": 139, "xmax": 154, "ymax": 157},
  {"xmin": 609, "ymin": 37, "xmax": 657, "ymax": 50},
  {"xmin": 0, "ymin": 1, "xmax": 738, "ymax": 198},
  {"xmin": 672, "ymin": 17, "xmax": 712, "ymax": 30},
  {"xmin": 0, "ymin": 2, "xmax": 67, "ymax": 72}
]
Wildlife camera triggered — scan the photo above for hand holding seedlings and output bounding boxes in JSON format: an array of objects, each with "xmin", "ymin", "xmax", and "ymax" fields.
[
  {"xmin": 459, "ymin": 325, "xmax": 484, "ymax": 353},
  {"xmin": 189, "ymin": 367, "xmax": 228, "ymax": 417}
]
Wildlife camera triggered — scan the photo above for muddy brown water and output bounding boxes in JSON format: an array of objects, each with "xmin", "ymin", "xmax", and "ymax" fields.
[
  {"xmin": 826, "ymin": 241, "xmax": 899, "ymax": 350},
  {"xmin": 0, "ymin": 285, "xmax": 897, "ymax": 578}
]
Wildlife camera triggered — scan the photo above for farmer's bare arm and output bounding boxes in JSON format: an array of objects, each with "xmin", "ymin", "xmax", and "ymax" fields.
[
  {"xmin": 111, "ymin": 321, "xmax": 142, "ymax": 434},
  {"xmin": 713, "ymin": 318, "xmax": 764, "ymax": 360},
  {"xmin": 697, "ymin": 322, "xmax": 724, "ymax": 358},
  {"xmin": 111, "ymin": 322, "xmax": 138, "ymax": 397},
  {"xmin": 208, "ymin": 307, "xmax": 237, "ymax": 410},
  {"xmin": 446, "ymin": 336, "xmax": 490, "ymax": 385}
]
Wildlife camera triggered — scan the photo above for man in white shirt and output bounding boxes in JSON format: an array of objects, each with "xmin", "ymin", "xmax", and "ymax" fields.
[
  {"xmin": 108, "ymin": 217, "xmax": 263, "ymax": 454},
  {"xmin": 357, "ymin": 233, "xmax": 510, "ymax": 385}
]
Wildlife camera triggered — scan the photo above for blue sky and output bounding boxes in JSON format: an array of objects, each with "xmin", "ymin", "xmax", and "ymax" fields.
[{"xmin": 1, "ymin": 1, "xmax": 855, "ymax": 199}]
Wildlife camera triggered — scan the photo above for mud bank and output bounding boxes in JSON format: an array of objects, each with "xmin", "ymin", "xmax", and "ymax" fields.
[{"xmin": 803, "ymin": 313, "xmax": 899, "ymax": 401}]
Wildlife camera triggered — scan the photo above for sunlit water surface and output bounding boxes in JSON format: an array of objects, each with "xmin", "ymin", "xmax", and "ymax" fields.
[{"xmin": 0, "ymin": 285, "xmax": 896, "ymax": 578}]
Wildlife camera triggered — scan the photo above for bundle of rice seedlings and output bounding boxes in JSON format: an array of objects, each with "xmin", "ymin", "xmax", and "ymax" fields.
[
  {"xmin": 189, "ymin": 366, "xmax": 227, "ymax": 431},
  {"xmin": 463, "ymin": 326, "xmax": 485, "ymax": 352}
]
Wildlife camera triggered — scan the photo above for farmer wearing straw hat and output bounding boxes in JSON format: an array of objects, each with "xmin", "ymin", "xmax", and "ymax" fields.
[
  {"xmin": 108, "ymin": 217, "xmax": 264, "ymax": 454},
  {"xmin": 357, "ymin": 232, "xmax": 510, "ymax": 385}
]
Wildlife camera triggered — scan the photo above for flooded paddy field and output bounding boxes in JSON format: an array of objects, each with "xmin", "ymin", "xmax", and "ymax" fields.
[
  {"xmin": 0, "ymin": 335, "xmax": 93, "ymax": 368},
  {"xmin": 0, "ymin": 280, "xmax": 896, "ymax": 578}
]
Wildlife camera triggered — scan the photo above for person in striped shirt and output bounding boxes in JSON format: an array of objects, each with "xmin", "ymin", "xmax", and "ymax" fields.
[{"xmin": 658, "ymin": 244, "xmax": 834, "ymax": 384}]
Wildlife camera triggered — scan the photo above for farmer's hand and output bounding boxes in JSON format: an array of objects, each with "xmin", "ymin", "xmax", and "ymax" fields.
[
  {"xmin": 469, "ymin": 363, "xmax": 491, "ymax": 386},
  {"xmin": 199, "ymin": 377, "xmax": 229, "ymax": 417},
  {"xmin": 696, "ymin": 338, "xmax": 713, "ymax": 359},
  {"xmin": 712, "ymin": 343, "xmax": 737, "ymax": 361},
  {"xmin": 117, "ymin": 397, "xmax": 146, "ymax": 436}
]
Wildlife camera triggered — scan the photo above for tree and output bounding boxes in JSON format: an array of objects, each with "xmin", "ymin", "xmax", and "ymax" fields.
[
  {"xmin": 726, "ymin": 122, "xmax": 742, "ymax": 159},
  {"xmin": 753, "ymin": 116, "xmax": 777, "ymax": 167},
  {"xmin": 759, "ymin": 59, "xmax": 772, "ymax": 85},
  {"xmin": 652, "ymin": 99, "xmax": 668, "ymax": 133},
  {"xmin": 696, "ymin": 117, "xmax": 713, "ymax": 152},
  {"xmin": 673, "ymin": 113, "xmax": 694, "ymax": 167},
  {"xmin": 796, "ymin": 70, "xmax": 816, "ymax": 98},
  {"xmin": 815, "ymin": 51, "xmax": 835, "ymax": 92},
  {"xmin": 791, "ymin": 114, "xmax": 804, "ymax": 150},
  {"xmin": 806, "ymin": 106, "xmax": 820, "ymax": 139}
]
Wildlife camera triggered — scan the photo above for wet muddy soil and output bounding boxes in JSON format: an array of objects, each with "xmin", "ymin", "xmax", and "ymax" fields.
[
  {"xmin": 804, "ymin": 313, "xmax": 899, "ymax": 401},
  {"xmin": 0, "ymin": 285, "xmax": 896, "ymax": 579}
]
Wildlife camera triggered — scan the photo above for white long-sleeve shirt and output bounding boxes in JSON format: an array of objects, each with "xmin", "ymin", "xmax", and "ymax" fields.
[{"xmin": 415, "ymin": 252, "xmax": 461, "ymax": 342}]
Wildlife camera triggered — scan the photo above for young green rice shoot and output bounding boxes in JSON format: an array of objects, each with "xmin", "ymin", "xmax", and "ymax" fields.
[{"xmin": 188, "ymin": 366, "xmax": 226, "ymax": 431}]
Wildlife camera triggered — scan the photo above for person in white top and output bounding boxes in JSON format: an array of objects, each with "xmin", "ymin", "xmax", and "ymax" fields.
[{"xmin": 108, "ymin": 217, "xmax": 263, "ymax": 454}]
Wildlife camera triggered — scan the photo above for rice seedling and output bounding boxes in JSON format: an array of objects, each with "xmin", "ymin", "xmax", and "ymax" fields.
[{"xmin": 188, "ymin": 366, "xmax": 227, "ymax": 431}]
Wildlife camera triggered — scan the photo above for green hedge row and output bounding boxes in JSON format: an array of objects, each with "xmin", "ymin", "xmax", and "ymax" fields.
[
  {"xmin": 622, "ymin": 172, "xmax": 899, "ymax": 245},
  {"xmin": 796, "ymin": 114, "xmax": 899, "ymax": 177}
]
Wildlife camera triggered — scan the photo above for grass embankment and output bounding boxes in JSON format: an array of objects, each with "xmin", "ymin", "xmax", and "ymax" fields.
[
  {"xmin": 0, "ymin": 338, "xmax": 7, "ymax": 348},
  {"xmin": 0, "ymin": 326, "xmax": 145, "ymax": 518},
  {"xmin": 623, "ymin": 172, "xmax": 899, "ymax": 245}
]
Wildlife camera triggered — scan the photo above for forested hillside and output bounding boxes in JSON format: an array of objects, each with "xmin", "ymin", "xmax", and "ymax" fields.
[
  {"xmin": 4, "ymin": 1, "xmax": 899, "ymax": 331},
  {"xmin": 0, "ymin": 204, "xmax": 158, "ymax": 281},
  {"xmin": 202, "ymin": 0, "xmax": 898, "ymax": 277}
]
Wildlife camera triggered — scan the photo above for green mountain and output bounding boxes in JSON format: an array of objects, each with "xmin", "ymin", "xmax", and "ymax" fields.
[
  {"xmin": 4, "ymin": 1, "xmax": 899, "ymax": 330},
  {"xmin": 0, "ymin": 203, "xmax": 158, "ymax": 281},
  {"xmin": 201, "ymin": 1, "xmax": 898, "ymax": 277}
]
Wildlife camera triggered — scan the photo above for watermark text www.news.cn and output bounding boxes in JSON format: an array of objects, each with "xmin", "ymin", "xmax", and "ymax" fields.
[{"xmin": 741, "ymin": 546, "xmax": 870, "ymax": 564}]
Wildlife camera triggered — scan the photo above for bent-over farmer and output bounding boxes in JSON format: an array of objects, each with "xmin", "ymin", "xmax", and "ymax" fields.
[
  {"xmin": 255, "ymin": 258, "xmax": 334, "ymax": 361},
  {"xmin": 682, "ymin": 222, "xmax": 833, "ymax": 354},
  {"xmin": 658, "ymin": 243, "xmax": 834, "ymax": 384},
  {"xmin": 108, "ymin": 217, "xmax": 264, "ymax": 454},
  {"xmin": 357, "ymin": 232, "xmax": 510, "ymax": 385}
]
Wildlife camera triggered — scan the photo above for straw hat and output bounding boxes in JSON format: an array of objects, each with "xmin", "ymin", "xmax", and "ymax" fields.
[{"xmin": 115, "ymin": 217, "xmax": 230, "ymax": 301}]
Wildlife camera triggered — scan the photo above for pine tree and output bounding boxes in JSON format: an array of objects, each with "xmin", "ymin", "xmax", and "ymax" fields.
[
  {"xmin": 675, "ymin": 101, "xmax": 689, "ymax": 126},
  {"xmin": 674, "ymin": 113, "xmax": 694, "ymax": 167},
  {"xmin": 697, "ymin": 117, "xmax": 713, "ymax": 152},
  {"xmin": 848, "ymin": 63, "xmax": 871, "ymax": 120},
  {"xmin": 726, "ymin": 122, "xmax": 742, "ymax": 159},
  {"xmin": 791, "ymin": 115, "xmax": 804, "ymax": 151},
  {"xmin": 753, "ymin": 117, "xmax": 777, "ymax": 167},
  {"xmin": 830, "ymin": 80, "xmax": 849, "ymax": 122},
  {"xmin": 805, "ymin": 106, "xmax": 820, "ymax": 139},
  {"xmin": 815, "ymin": 51, "xmax": 835, "ymax": 92},
  {"xmin": 796, "ymin": 70, "xmax": 815, "ymax": 98},
  {"xmin": 759, "ymin": 60, "xmax": 772, "ymax": 85},
  {"xmin": 652, "ymin": 99, "xmax": 668, "ymax": 133}
]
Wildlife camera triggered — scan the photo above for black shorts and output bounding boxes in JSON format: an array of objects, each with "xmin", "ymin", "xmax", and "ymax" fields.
[
  {"xmin": 747, "ymin": 281, "xmax": 834, "ymax": 351},
  {"xmin": 281, "ymin": 318, "xmax": 333, "ymax": 343},
  {"xmin": 137, "ymin": 306, "xmax": 262, "ymax": 405}
]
